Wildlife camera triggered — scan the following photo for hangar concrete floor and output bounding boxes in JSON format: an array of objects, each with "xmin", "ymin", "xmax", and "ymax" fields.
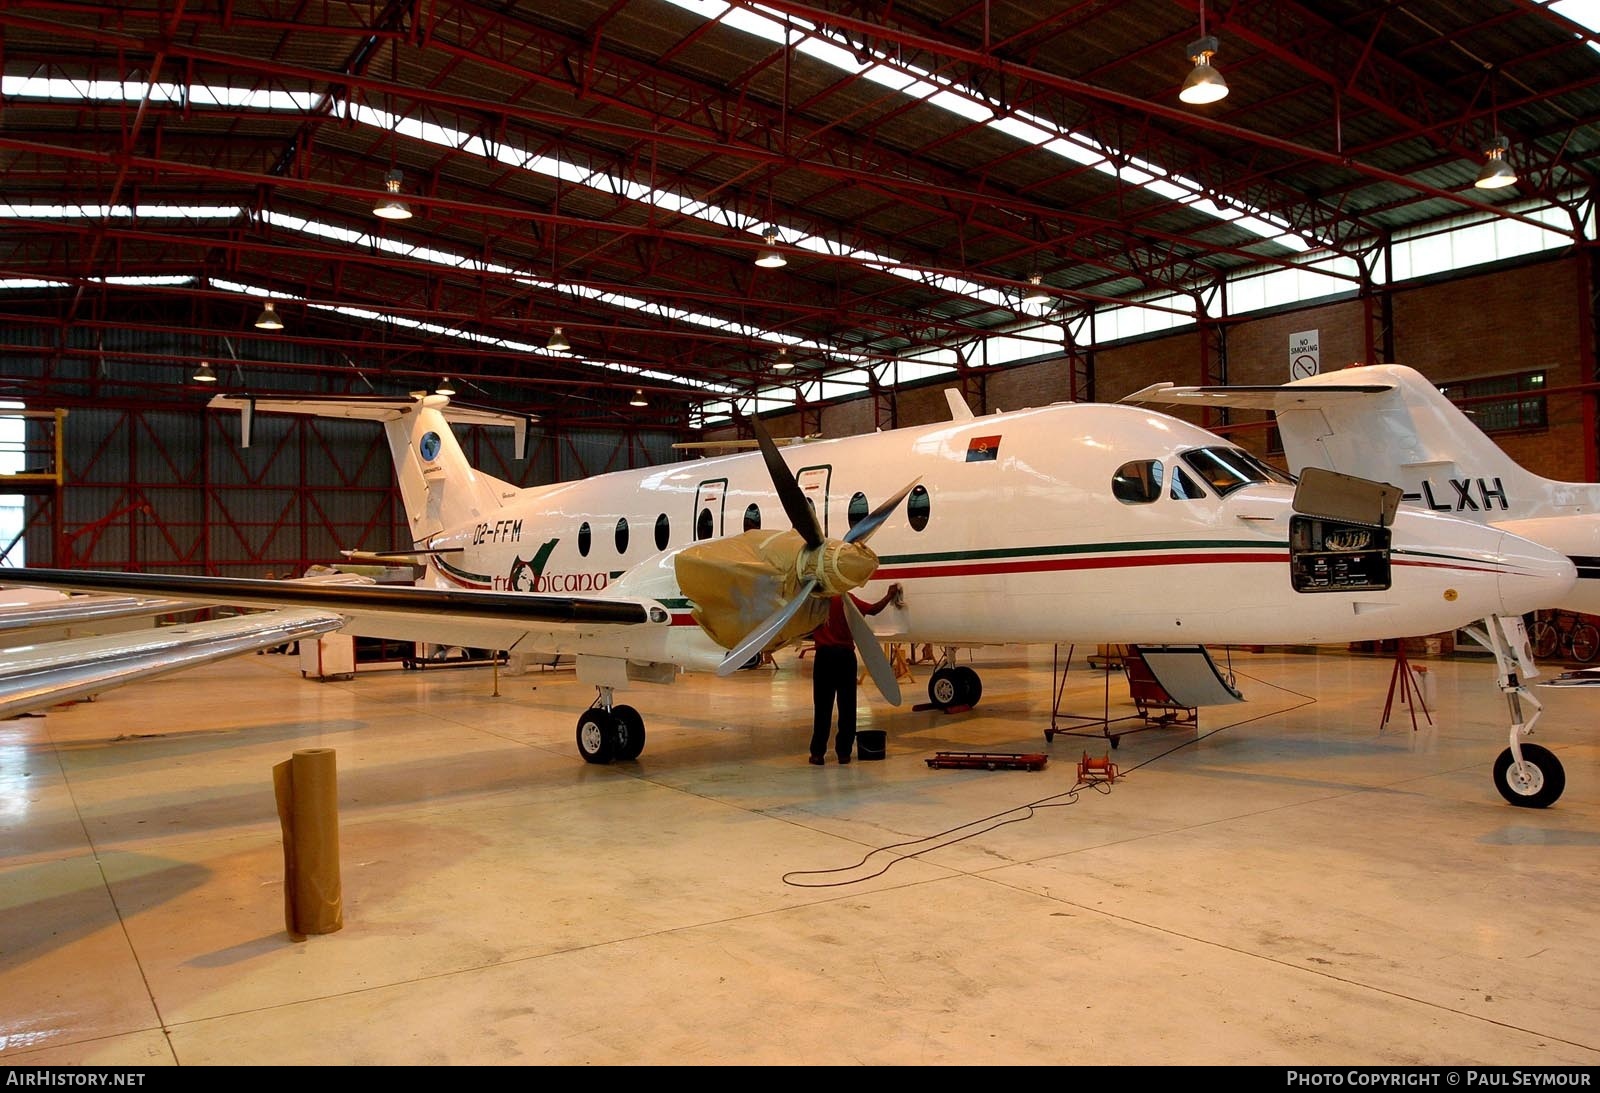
[{"xmin": 2, "ymin": 642, "xmax": 1598, "ymax": 1067}]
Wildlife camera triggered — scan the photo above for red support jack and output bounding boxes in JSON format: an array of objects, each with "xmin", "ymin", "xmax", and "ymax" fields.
[{"xmin": 1381, "ymin": 645, "xmax": 1433, "ymax": 732}]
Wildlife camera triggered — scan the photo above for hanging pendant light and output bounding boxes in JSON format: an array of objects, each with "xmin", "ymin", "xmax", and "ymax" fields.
[
  {"xmin": 754, "ymin": 226, "xmax": 787, "ymax": 268},
  {"xmin": 254, "ymin": 301, "xmax": 284, "ymax": 330},
  {"xmin": 372, "ymin": 169, "xmax": 413, "ymax": 220}
]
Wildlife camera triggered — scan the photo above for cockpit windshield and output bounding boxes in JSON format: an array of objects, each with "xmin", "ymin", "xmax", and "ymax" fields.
[{"xmin": 1180, "ymin": 446, "xmax": 1295, "ymax": 497}]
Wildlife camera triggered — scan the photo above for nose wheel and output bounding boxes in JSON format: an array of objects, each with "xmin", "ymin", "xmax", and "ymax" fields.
[{"xmin": 1493, "ymin": 742, "xmax": 1564, "ymax": 808}]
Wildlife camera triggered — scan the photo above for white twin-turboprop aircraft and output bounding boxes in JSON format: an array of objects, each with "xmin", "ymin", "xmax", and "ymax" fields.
[
  {"xmin": 1125, "ymin": 361, "xmax": 1600, "ymax": 805},
  {"xmin": 0, "ymin": 381, "xmax": 1579, "ymax": 805}
]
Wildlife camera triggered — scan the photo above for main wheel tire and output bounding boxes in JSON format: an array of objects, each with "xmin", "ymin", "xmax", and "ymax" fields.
[
  {"xmin": 928, "ymin": 667, "xmax": 960, "ymax": 709},
  {"xmin": 1571, "ymin": 623, "xmax": 1600, "ymax": 663},
  {"xmin": 611, "ymin": 704, "xmax": 646, "ymax": 761},
  {"xmin": 951, "ymin": 665, "xmax": 982, "ymax": 708},
  {"xmin": 576, "ymin": 709, "xmax": 617, "ymax": 764},
  {"xmin": 1531, "ymin": 621, "xmax": 1559, "ymax": 660},
  {"xmin": 1493, "ymin": 743, "xmax": 1565, "ymax": 808}
]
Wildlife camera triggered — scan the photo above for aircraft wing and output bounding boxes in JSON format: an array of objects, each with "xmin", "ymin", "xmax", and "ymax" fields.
[
  {"xmin": 0, "ymin": 589, "xmax": 192, "ymax": 637},
  {"xmin": 0, "ymin": 608, "xmax": 345, "ymax": 719},
  {"xmin": 1119, "ymin": 380, "xmax": 1395, "ymax": 411},
  {"xmin": 0, "ymin": 568, "xmax": 655, "ymax": 654}
]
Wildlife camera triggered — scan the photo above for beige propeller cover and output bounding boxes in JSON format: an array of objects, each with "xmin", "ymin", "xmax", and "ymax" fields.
[{"xmin": 674, "ymin": 528, "xmax": 880, "ymax": 653}]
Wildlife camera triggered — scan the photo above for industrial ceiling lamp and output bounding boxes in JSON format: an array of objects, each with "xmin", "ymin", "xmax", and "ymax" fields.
[
  {"xmin": 254, "ymin": 300, "xmax": 284, "ymax": 330},
  {"xmin": 192, "ymin": 360, "xmax": 218, "ymax": 383},
  {"xmin": 1021, "ymin": 273, "xmax": 1051, "ymax": 309},
  {"xmin": 754, "ymin": 226, "xmax": 787, "ymax": 268},
  {"xmin": 547, "ymin": 326, "xmax": 570, "ymax": 352},
  {"xmin": 1180, "ymin": 37, "xmax": 1228, "ymax": 104},
  {"xmin": 1179, "ymin": 4, "xmax": 1228, "ymax": 106},
  {"xmin": 1475, "ymin": 135, "xmax": 1518, "ymax": 190},
  {"xmin": 629, "ymin": 388, "xmax": 648, "ymax": 407},
  {"xmin": 435, "ymin": 377, "xmax": 457, "ymax": 396},
  {"xmin": 373, "ymin": 168, "xmax": 414, "ymax": 220},
  {"xmin": 772, "ymin": 346, "xmax": 794, "ymax": 372}
]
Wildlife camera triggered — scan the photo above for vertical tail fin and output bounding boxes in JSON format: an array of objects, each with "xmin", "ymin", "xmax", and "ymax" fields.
[
  {"xmin": 380, "ymin": 398, "xmax": 516, "ymax": 542},
  {"xmin": 209, "ymin": 393, "xmax": 529, "ymax": 544},
  {"xmin": 1274, "ymin": 364, "xmax": 1555, "ymax": 520}
]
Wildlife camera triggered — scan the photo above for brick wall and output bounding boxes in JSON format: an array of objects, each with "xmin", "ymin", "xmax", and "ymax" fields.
[{"xmin": 708, "ymin": 254, "xmax": 1593, "ymax": 478}]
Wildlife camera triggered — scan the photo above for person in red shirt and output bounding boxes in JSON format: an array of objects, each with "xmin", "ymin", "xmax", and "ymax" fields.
[{"xmin": 809, "ymin": 584, "xmax": 902, "ymax": 765}]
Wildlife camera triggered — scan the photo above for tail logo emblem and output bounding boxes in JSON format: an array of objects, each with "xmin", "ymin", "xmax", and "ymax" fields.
[{"xmin": 419, "ymin": 431, "xmax": 442, "ymax": 461}]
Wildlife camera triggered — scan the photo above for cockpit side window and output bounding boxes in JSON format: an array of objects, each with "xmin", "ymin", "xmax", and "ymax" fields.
[
  {"xmin": 1170, "ymin": 466, "xmax": 1207, "ymax": 500},
  {"xmin": 1112, "ymin": 459, "xmax": 1164, "ymax": 504},
  {"xmin": 1180, "ymin": 446, "xmax": 1293, "ymax": 497}
]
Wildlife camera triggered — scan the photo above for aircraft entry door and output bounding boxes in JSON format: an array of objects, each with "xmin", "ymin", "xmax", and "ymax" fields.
[{"xmin": 693, "ymin": 478, "xmax": 728, "ymax": 540}]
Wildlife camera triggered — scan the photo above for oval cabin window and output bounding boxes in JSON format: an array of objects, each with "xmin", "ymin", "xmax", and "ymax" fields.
[
  {"xmin": 743, "ymin": 503, "xmax": 761, "ymax": 531},
  {"xmin": 578, "ymin": 521, "xmax": 593, "ymax": 556},
  {"xmin": 655, "ymin": 513, "xmax": 670, "ymax": 550},
  {"xmin": 848, "ymin": 492, "xmax": 869, "ymax": 530},
  {"xmin": 615, "ymin": 517, "xmax": 630, "ymax": 555},
  {"xmin": 907, "ymin": 485, "xmax": 931, "ymax": 532}
]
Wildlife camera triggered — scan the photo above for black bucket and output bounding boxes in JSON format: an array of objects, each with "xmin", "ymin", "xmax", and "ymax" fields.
[{"xmin": 856, "ymin": 729, "xmax": 887, "ymax": 760}]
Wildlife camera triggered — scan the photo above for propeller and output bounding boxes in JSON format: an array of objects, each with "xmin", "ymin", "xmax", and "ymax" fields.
[
  {"xmin": 684, "ymin": 416, "xmax": 915, "ymax": 704},
  {"xmin": 842, "ymin": 592, "xmax": 901, "ymax": 706}
]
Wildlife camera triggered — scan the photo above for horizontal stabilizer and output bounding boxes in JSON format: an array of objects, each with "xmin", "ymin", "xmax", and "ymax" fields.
[
  {"xmin": 0, "ymin": 608, "xmax": 344, "ymax": 719},
  {"xmin": 209, "ymin": 393, "xmax": 535, "ymax": 459},
  {"xmin": 340, "ymin": 548, "xmax": 462, "ymax": 564},
  {"xmin": 1120, "ymin": 382, "xmax": 1393, "ymax": 411},
  {"xmin": 1129, "ymin": 645, "xmax": 1244, "ymax": 707}
]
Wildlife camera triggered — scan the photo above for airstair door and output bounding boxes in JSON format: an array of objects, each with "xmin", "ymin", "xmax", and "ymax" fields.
[
  {"xmin": 796, "ymin": 465, "xmax": 831, "ymax": 536},
  {"xmin": 693, "ymin": 478, "xmax": 728, "ymax": 541}
]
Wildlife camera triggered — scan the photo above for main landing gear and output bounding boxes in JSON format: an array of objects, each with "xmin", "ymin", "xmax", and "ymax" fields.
[
  {"xmin": 575, "ymin": 687, "xmax": 646, "ymax": 764},
  {"xmin": 926, "ymin": 649, "xmax": 983, "ymax": 712},
  {"xmin": 1467, "ymin": 616, "xmax": 1565, "ymax": 808}
]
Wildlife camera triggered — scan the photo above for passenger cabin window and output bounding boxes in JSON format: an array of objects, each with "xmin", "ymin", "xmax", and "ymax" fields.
[
  {"xmin": 655, "ymin": 513, "xmax": 670, "ymax": 550},
  {"xmin": 615, "ymin": 517, "xmax": 629, "ymax": 555},
  {"xmin": 907, "ymin": 485, "xmax": 931, "ymax": 531},
  {"xmin": 743, "ymin": 503, "xmax": 761, "ymax": 532},
  {"xmin": 1113, "ymin": 460, "xmax": 1164, "ymax": 504},
  {"xmin": 1170, "ymin": 466, "xmax": 1206, "ymax": 501},
  {"xmin": 847, "ymin": 492, "xmax": 869, "ymax": 530},
  {"xmin": 696, "ymin": 507, "xmax": 714, "ymax": 541},
  {"xmin": 1180, "ymin": 446, "xmax": 1293, "ymax": 497},
  {"xmin": 578, "ymin": 521, "xmax": 592, "ymax": 557}
]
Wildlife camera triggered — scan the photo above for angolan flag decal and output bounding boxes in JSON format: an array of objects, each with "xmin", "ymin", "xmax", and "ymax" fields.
[{"xmin": 966, "ymin": 435, "xmax": 1002, "ymax": 462}]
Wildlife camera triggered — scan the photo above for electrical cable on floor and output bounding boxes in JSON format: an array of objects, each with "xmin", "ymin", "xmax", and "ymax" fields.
[{"xmin": 783, "ymin": 664, "xmax": 1321, "ymax": 889}]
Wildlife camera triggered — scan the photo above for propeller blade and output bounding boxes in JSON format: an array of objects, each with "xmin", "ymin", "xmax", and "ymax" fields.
[
  {"xmin": 843, "ymin": 595, "xmax": 902, "ymax": 706},
  {"xmin": 843, "ymin": 476, "xmax": 921, "ymax": 545},
  {"xmin": 750, "ymin": 415, "xmax": 824, "ymax": 549},
  {"xmin": 715, "ymin": 577, "xmax": 820, "ymax": 676}
]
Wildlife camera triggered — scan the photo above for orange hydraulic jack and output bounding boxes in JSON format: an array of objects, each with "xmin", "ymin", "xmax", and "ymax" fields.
[{"xmin": 1077, "ymin": 752, "xmax": 1120, "ymax": 785}]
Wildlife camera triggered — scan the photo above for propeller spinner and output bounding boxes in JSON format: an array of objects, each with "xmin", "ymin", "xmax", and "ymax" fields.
[{"xmin": 673, "ymin": 417, "xmax": 917, "ymax": 704}]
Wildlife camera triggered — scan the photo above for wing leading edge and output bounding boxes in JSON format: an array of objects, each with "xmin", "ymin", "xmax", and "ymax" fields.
[
  {"xmin": 0, "ymin": 568, "xmax": 657, "ymax": 655},
  {"xmin": 0, "ymin": 608, "xmax": 344, "ymax": 719}
]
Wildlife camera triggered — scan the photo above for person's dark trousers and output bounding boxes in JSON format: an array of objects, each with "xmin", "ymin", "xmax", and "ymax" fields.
[{"xmin": 811, "ymin": 645, "xmax": 859, "ymax": 760}]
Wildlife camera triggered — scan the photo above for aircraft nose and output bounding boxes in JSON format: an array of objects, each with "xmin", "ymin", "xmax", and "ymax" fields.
[{"xmin": 1494, "ymin": 531, "xmax": 1577, "ymax": 616}]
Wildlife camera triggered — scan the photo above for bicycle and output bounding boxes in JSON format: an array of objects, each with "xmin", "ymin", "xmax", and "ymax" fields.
[{"xmin": 1529, "ymin": 608, "xmax": 1600, "ymax": 663}]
